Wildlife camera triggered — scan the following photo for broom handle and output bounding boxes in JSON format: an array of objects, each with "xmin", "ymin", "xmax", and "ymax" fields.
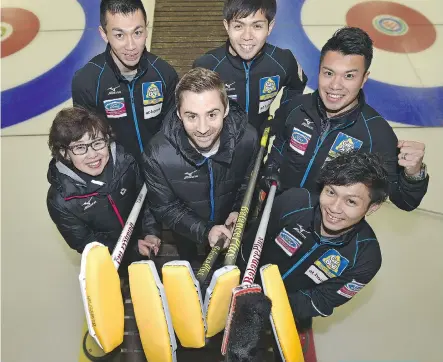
[
  {"xmin": 242, "ymin": 182, "xmax": 277, "ymax": 285},
  {"xmin": 224, "ymin": 125, "xmax": 271, "ymax": 266},
  {"xmin": 196, "ymin": 236, "xmax": 226, "ymax": 284},
  {"xmin": 111, "ymin": 184, "xmax": 148, "ymax": 269}
]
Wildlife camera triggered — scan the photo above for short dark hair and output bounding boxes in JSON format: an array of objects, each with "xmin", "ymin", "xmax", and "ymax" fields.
[
  {"xmin": 317, "ymin": 152, "xmax": 389, "ymax": 206},
  {"xmin": 320, "ymin": 27, "xmax": 373, "ymax": 72},
  {"xmin": 223, "ymin": 0, "xmax": 276, "ymax": 24},
  {"xmin": 100, "ymin": 0, "xmax": 147, "ymax": 30},
  {"xmin": 48, "ymin": 107, "xmax": 114, "ymax": 161},
  {"xmin": 175, "ymin": 68, "xmax": 228, "ymax": 111}
]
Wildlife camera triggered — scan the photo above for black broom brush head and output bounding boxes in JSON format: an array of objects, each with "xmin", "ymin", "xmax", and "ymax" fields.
[{"xmin": 225, "ymin": 292, "xmax": 272, "ymax": 362}]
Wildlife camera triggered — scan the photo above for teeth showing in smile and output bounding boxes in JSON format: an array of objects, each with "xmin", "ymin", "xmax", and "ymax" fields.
[
  {"xmin": 240, "ymin": 44, "xmax": 254, "ymax": 51},
  {"xmin": 327, "ymin": 93, "xmax": 344, "ymax": 99},
  {"xmin": 326, "ymin": 211, "xmax": 341, "ymax": 223},
  {"xmin": 88, "ymin": 160, "xmax": 100, "ymax": 167}
]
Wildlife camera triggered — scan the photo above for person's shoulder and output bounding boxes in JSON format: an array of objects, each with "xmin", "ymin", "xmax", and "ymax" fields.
[
  {"xmin": 145, "ymin": 131, "xmax": 170, "ymax": 156},
  {"xmin": 145, "ymin": 51, "xmax": 178, "ymax": 79},
  {"xmin": 353, "ymin": 222, "xmax": 382, "ymax": 267},
  {"xmin": 193, "ymin": 45, "xmax": 226, "ymax": 69},
  {"xmin": 46, "ymin": 183, "xmax": 66, "ymax": 212},
  {"xmin": 263, "ymin": 43, "xmax": 298, "ymax": 68},
  {"xmin": 360, "ymin": 99, "xmax": 396, "ymax": 139},
  {"xmin": 73, "ymin": 52, "xmax": 107, "ymax": 80},
  {"xmin": 277, "ymin": 188, "xmax": 315, "ymax": 217},
  {"xmin": 278, "ymin": 92, "xmax": 311, "ymax": 117}
]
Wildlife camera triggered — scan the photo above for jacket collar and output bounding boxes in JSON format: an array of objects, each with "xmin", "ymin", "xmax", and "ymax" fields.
[
  {"xmin": 314, "ymin": 90, "xmax": 365, "ymax": 125},
  {"xmin": 105, "ymin": 44, "xmax": 150, "ymax": 82}
]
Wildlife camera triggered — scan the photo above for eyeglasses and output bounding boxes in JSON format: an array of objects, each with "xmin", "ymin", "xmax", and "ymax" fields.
[{"xmin": 66, "ymin": 138, "xmax": 108, "ymax": 155}]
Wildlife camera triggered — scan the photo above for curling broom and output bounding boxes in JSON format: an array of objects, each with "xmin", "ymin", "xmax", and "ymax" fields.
[
  {"xmin": 222, "ymin": 182, "xmax": 277, "ymax": 358},
  {"xmin": 202, "ymin": 124, "xmax": 272, "ymax": 340},
  {"xmin": 79, "ymin": 184, "xmax": 147, "ymax": 358}
]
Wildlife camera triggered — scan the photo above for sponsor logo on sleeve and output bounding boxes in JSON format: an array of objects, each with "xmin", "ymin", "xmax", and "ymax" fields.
[{"xmin": 337, "ymin": 280, "xmax": 366, "ymax": 299}]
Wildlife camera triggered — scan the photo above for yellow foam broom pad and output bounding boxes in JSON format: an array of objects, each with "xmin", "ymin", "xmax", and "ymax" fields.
[
  {"xmin": 80, "ymin": 243, "xmax": 124, "ymax": 353},
  {"xmin": 162, "ymin": 261, "xmax": 206, "ymax": 348},
  {"xmin": 204, "ymin": 266, "xmax": 240, "ymax": 337},
  {"xmin": 260, "ymin": 264, "xmax": 304, "ymax": 362},
  {"xmin": 129, "ymin": 261, "xmax": 177, "ymax": 362}
]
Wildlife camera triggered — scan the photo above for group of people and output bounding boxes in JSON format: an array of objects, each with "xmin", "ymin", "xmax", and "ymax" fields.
[{"xmin": 46, "ymin": 0, "xmax": 430, "ymax": 359}]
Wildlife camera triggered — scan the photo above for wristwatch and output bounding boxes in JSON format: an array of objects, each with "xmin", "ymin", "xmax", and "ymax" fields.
[{"xmin": 404, "ymin": 163, "xmax": 427, "ymax": 182}]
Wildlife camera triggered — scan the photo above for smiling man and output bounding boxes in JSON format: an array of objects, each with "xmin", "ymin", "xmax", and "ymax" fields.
[
  {"xmin": 241, "ymin": 152, "xmax": 389, "ymax": 361},
  {"xmin": 143, "ymin": 68, "xmax": 259, "ymax": 262},
  {"xmin": 193, "ymin": 0, "xmax": 307, "ymax": 132},
  {"xmin": 72, "ymin": 0, "xmax": 178, "ymax": 161},
  {"xmin": 262, "ymin": 27, "xmax": 429, "ymax": 212}
]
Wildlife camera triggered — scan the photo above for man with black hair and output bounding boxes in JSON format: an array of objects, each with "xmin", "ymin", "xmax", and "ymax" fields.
[
  {"xmin": 240, "ymin": 151, "xmax": 390, "ymax": 361},
  {"xmin": 72, "ymin": 0, "xmax": 178, "ymax": 161},
  {"xmin": 262, "ymin": 27, "xmax": 429, "ymax": 212},
  {"xmin": 193, "ymin": 0, "xmax": 307, "ymax": 132}
]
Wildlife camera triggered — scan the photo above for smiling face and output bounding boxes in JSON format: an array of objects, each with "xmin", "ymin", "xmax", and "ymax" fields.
[
  {"xmin": 223, "ymin": 10, "xmax": 274, "ymax": 61},
  {"xmin": 65, "ymin": 132, "xmax": 110, "ymax": 176},
  {"xmin": 99, "ymin": 9, "xmax": 147, "ymax": 72},
  {"xmin": 318, "ymin": 50, "xmax": 369, "ymax": 118},
  {"xmin": 177, "ymin": 89, "xmax": 228, "ymax": 152},
  {"xmin": 319, "ymin": 183, "xmax": 380, "ymax": 236}
]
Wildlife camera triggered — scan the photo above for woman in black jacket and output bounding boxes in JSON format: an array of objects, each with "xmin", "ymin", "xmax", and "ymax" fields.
[{"xmin": 46, "ymin": 107, "xmax": 160, "ymax": 272}]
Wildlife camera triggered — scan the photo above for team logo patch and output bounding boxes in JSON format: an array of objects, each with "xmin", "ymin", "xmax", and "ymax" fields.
[
  {"xmin": 337, "ymin": 280, "xmax": 366, "ymax": 299},
  {"xmin": 275, "ymin": 228, "xmax": 302, "ymax": 256},
  {"xmin": 314, "ymin": 249, "xmax": 349, "ymax": 278},
  {"xmin": 290, "ymin": 127, "xmax": 312, "ymax": 155},
  {"xmin": 142, "ymin": 81, "xmax": 163, "ymax": 105},
  {"xmin": 258, "ymin": 75, "xmax": 280, "ymax": 114},
  {"xmin": 103, "ymin": 98, "xmax": 127, "ymax": 118},
  {"xmin": 326, "ymin": 132, "xmax": 363, "ymax": 162},
  {"xmin": 305, "ymin": 265, "xmax": 328, "ymax": 284},
  {"xmin": 259, "ymin": 75, "xmax": 280, "ymax": 101}
]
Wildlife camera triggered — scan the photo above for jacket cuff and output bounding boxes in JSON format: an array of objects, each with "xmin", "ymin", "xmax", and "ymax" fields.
[{"xmin": 200, "ymin": 222, "xmax": 214, "ymax": 244}]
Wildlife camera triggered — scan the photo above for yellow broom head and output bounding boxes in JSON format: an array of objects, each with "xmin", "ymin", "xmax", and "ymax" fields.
[
  {"xmin": 129, "ymin": 260, "xmax": 177, "ymax": 362},
  {"xmin": 79, "ymin": 242, "xmax": 124, "ymax": 353},
  {"xmin": 260, "ymin": 264, "xmax": 304, "ymax": 362}
]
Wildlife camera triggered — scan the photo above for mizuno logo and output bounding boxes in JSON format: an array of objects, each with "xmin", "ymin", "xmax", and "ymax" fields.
[
  {"xmin": 184, "ymin": 170, "xmax": 198, "ymax": 180},
  {"xmin": 107, "ymin": 85, "xmax": 121, "ymax": 95},
  {"xmin": 302, "ymin": 119, "xmax": 314, "ymax": 130},
  {"xmin": 82, "ymin": 197, "xmax": 97, "ymax": 210}
]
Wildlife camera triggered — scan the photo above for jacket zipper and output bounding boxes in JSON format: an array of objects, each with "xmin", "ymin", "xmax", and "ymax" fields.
[
  {"xmin": 127, "ymin": 79, "xmax": 144, "ymax": 153},
  {"xmin": 107, "ymin": 195, "xmax": 125, "ymax": 228},
  {"xmin": 243, "ymin": 61, "xmax": 253, "ymax": 113},
  {"xmin": 300, "ymin": 121, "xmax": 356, "ymax": 188},
  {"xmin": 282, "ymin": 243, "xmax": 320, "ymax": 280}
]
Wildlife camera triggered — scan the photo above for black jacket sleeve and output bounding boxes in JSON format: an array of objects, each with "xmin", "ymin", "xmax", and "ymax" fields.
[
  {"xmin": 232, "ymin": 127, "xmax": 260, "ymax": 211},
  {"xmin": 47, "ymin": 193, "xmax": 97, "ymax": 253},
  {"xmin": 142, "ymin": 152, "xmax": 211, "ymax": 244},
  {"xmin": 192, "ymin": 54, "xmax": 217, "ymax": 70},
  {"xmin": 160, "ymin": 63, "xmax": 179, "ymax": 119},
  {"xmin": 71, "ymin": 68, "xmax": 97, "ymax": 111},
  {"xmin": 132, "ymin": 161, "xmax": 161, "ymax": 238},
  {"xmin": 367, "ymin": 117, "xmax": 429, "ymax": 211},
  {"xmin": 280, "ymin": 51, "xmax": 308, "ymax": 103},
  {"xmin": 288, "ymin": 239, "xmax": 381, "ymax": 319},
  {"xmin": 265, "ymin": 98, "xmax": 298, "ymax": 171}
]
